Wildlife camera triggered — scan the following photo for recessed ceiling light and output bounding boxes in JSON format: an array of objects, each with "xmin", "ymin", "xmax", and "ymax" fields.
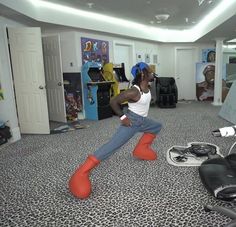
[
  {"xmin": 87, "ymin": 2, "xmax": 94, "ymax": 9},
  {"xmin": 198, "ymin": 0, "xmax": 205, "ymax": 6},
  {"xmin": 208, "ymin": 0, "xmax": 213, "ymax": 4},
  {"xmin": 155, "ymin": 14, "xmax": 170, "ymax": 21}
]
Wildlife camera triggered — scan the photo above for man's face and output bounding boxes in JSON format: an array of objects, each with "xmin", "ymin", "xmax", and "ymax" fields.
[
  {"xmin": 141, "ymin": 68, "xmax": 154, "ymax": 82},
  {"xmin": 146, "ymin": 68, "xmax": 155, "ymax": 82},
  {"xmin": 205, "ymin": 70, "xmax": 215, "ymax": 85}
]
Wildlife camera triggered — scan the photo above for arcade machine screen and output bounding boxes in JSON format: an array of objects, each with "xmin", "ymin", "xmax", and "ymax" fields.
[
  {"xmin": 88, "ymin": 68, "xmax": 105, "ymax": 82},
  {"xmin": 113, "ymin": 63, "xmax": 129, "ymax": 82}
]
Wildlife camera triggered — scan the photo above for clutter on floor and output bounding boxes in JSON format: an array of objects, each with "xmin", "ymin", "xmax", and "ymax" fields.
[
  {"xmin": 166, "ymin": 142, "xmax": 222, "ymax": 166},
  {"xmin": 50, "ymin": 121, "xmax": 89, "ymax": 134}
]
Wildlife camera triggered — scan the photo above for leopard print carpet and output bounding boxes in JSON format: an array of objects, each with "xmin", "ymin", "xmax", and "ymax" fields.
[{"xmin": 0, "ymin": 101, "xmax": 235, "ymax": 227}]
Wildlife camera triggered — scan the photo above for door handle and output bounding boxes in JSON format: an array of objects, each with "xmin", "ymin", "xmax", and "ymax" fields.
[
  {"xmin": 58, "ymin": 82, "xmax": 62, "ymax": 86},
  {"xmin": 39, "ymin": 85, "xmax": 44, "ymax": 89}
]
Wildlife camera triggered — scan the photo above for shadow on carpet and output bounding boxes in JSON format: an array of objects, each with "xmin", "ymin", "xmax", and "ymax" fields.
[{"xmin": 50, "ymin": 121, "xmax": 89, "ymax": 134}]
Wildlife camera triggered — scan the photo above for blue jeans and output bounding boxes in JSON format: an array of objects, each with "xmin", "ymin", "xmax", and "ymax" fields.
[{"xmin": 93, "ymin": 110, "xmax": 162, "ymax": 161}]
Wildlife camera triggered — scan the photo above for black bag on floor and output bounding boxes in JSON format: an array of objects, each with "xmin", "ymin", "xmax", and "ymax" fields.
[
  {"xmin": 0, "ymin": 126, "xmax": 11, "ymax": 145},
  {"xmin": 199, "ymin": 153, "xmax": 236, "ymax": 201}
]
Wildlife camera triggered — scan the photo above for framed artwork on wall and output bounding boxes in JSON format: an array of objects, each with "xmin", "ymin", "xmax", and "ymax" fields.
[
  {"xmin": 202, "ymin": 48, "xmax": 216, "ymax": 63},
  {"xmin": 153, "ymin": 54, "xmax": 158, "ymax": 64},
  {"xmin": 196, "ymin": 63, "xmax": 215, "ymax": 101},
  {"xmin": 136, "ymin": 53, "xmax": 143, "ymax": 62},
  {"xmin": 81, "ymin": 37, "xmax": 109, "ymax": 65},
  {"xmin": 196, "ymin": 62, "xmax": 229, "ymax": 102},
  {"xmin": 145, "ymin": 54, "xmax": 150, "ymax": 63}
]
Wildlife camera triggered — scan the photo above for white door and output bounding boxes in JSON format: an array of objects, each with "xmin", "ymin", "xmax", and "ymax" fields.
[
  {"xmin": 175, "ymin": 48, "xmax": 197, "ymax": 100},
  {"xmin": 113, "ymin": 42, "xmax": 134, "ymax": 81},
  {"xmin": 42, "ymin": 35, "xmax": 66, "ymax": 122},
  {"xmin": 8, "ymin": 27, "xmax": 50, "ymax": 134}
]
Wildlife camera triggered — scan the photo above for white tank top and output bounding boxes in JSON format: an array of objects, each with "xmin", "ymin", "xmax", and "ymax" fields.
[{"xmin": 128, "ymin": 85, "xmax": 151, "ymax": 117}]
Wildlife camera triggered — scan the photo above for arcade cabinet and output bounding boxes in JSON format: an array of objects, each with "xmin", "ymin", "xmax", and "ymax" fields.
[
  {"xmin": 113, "ymin": 63, "xmax": 130, "ymax": 93},
  {"xmin": 82, "ymin": 62, "xmax": 114, "ymax": 120},
  {"xmin": 103, "ymin": 63, "xmax": 120, "ymax": 97},
  {"xmin": 103, "ymin": 63, "xmax": 130, "ymax": 98}
]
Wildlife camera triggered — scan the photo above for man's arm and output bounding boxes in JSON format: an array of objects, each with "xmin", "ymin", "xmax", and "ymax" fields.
[
  {"xmin": 110, "ymin": 87, "xmax": 140, "ymax": 126},
  {"xmin": 110, "ymin": 87, "xmax": 139, "ymax": 116}
]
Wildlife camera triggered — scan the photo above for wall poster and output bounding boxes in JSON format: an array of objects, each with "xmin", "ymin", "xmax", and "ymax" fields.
[
  {"xmin": 196, "ymin": 63, "xmax": 229, "ymax": 102},
  {"xmin": 202, "ymin": 48, "xmax": 216, "ymax": 63},
  {"xmin": 63, "ymin": 72, "xmax": 83, "ymax": 121},
  {"xmin": 81, "ymin": 37, "xmax": 109, "ymax": 65}
]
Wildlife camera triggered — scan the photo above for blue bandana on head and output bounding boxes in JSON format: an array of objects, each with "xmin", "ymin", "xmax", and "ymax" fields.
[{"xmin": 131, "ymin": 62, "xmax": 149, "ymax": 78}]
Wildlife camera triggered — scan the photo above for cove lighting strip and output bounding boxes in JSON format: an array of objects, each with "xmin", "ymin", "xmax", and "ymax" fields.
[{"xmin": 26, "ymin": 0, "xmax": 235, "ymax": 42}]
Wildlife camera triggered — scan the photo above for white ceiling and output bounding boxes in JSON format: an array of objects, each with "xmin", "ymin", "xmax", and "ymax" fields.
[
  {"xmin": 46, "ymin": 0, "xmax": 220, "ymax": 29},
  {"xmin": 1, "ymin": 0, "xmax": 236, "ymax": 43}
]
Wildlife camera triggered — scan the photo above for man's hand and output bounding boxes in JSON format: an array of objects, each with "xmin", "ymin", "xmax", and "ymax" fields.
[{"xmin": 120, "ymin": 115, "xmax": 132, "ymax": 127}]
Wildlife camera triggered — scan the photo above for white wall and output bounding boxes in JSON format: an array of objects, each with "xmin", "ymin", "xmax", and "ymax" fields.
[
  {"xmin": 158, "ymin": 43, "xmax": 215, "ymax": 77},
  {"xmin": 43, "ymin": 28, "xmax": 160, "ymax": 74},
  {"xmin": 43, "ymin": 27, "xmax": 217, "ymax": 80},
  {"xmin": 60, "ymin": 31, "xmax": 80, "ymax": 72}
]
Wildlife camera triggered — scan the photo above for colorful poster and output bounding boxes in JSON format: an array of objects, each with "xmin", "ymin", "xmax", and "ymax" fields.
[
  {"xmin": 81, "ymin": 37, "xmax": 109, "ymax": 65},
  {"xmin": 63, "ymin": 73, "xmax": 83, "ymax": 121},
  {"xmin": 202, "ymin": 48, "xmax": 216, "ymax": 63},
  {"xmin": 196, "ymin": 63, "xmax": 229, "ymax": 101},
  {"xmin": 0, "ymin": 81, "xmax": 3, "ymax": 100}
]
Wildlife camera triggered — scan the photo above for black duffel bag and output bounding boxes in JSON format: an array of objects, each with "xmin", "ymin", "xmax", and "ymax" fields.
[{"xmin": 199, "ymin": 153, "xmax": 236, "ymax": 201}]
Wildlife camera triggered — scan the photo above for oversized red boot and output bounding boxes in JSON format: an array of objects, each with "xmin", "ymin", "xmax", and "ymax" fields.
[
  {"xmin": 133, "ymin": 133, "xmax": 157, "ymax": 160},
  {"xmin": 69, "ymin": 155, "xmax": 100, "ymax": 199}
]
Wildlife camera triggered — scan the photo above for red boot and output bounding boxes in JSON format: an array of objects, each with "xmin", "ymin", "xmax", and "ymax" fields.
[
  {"xmin": 133, "ymin": 133, "xmax": 157, "ymax": 160},
  {"xmin": 69, "ymin": 155, "xmax": 100, "ymax": 199}
]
